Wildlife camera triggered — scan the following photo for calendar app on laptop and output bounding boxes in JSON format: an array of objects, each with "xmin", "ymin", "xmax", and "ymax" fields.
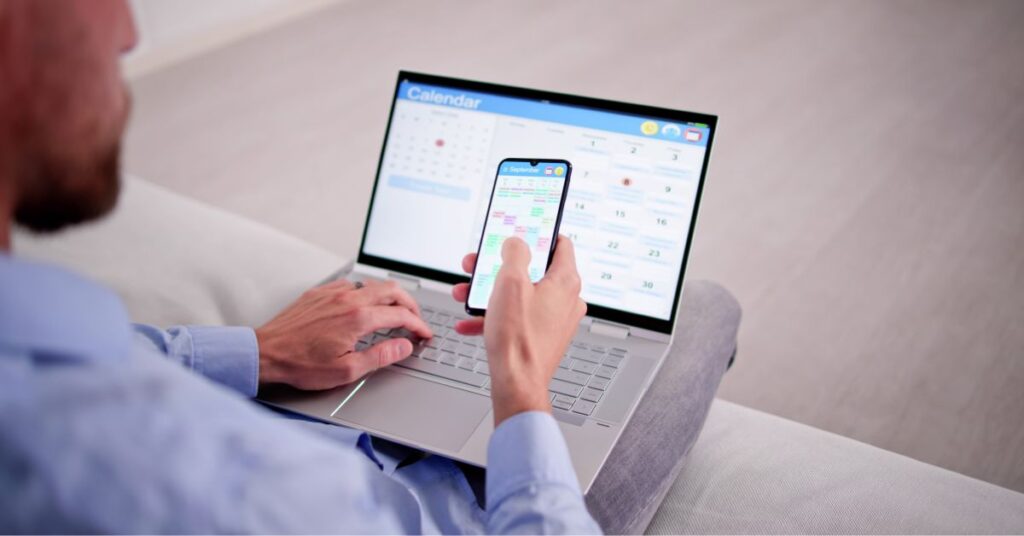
[{"xmin": 363, "ymin": 79, "xmax": 711, "ymax": 322}]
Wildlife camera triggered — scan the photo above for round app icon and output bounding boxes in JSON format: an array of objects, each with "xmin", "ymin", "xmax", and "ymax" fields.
[
  {"xmin": 640, "ymin": 121, "xmax": 659, "ymax": 136},
  {"xmin": 555, "ymin": 166, "xmax": 565, "ymax": 176}
]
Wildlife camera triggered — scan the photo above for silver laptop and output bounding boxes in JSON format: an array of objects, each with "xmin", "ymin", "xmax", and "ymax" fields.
[{"xmin": 260, "ymin": 71, "xmax": 717, "ymax": 492}]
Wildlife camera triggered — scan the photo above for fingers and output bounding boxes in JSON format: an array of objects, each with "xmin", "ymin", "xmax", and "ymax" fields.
[
  {"xmin": 356, "ymin": 279, "xmax": 421, "ymax": 317},
  {"xmin": 576, "ymin": 298, "xmax": 588, "ymax": 319},
  {"xmin": 357, "ymin": 305, "xmax": 433, "ymax": 339},
  {"xmin": 461, "ymin": 252, "xmax": 477, "ymax": 275},
  {"xmin": 544, "ymin": 235, "xmax": 579, "ymax": 282},
  {"xmin": 452, "ymin": 282, "xmax": 469, "ymax": 303},
  {"xmin": 345, "ymin": 338, "xmax": 413, "ymax": 379},
  {"xmin": 454, "ymin": 318, "xmax": 484, "ymax": 336}
]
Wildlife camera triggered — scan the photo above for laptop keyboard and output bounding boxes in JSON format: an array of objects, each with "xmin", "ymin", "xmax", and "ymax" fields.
[{"xmin": 355, "ymin": 305, "xmax": 627, "ymax": 417}]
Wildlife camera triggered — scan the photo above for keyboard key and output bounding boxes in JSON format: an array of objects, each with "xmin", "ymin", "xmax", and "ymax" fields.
[
  {"xmin": 425, "ymin": 338, "xmax": 441, "ymax": 349},
  {"xmin": 559, "ymin": 356, "xmax": 572, "ymax": 369},
  {"xmin": 553, "ymin": 395, "xmax": 575, "ymax": 411},
  {"xmin": 439, "ymin": 352, "xmax": 459, "ymax": 366},
  {"xmin": 588, "ymin": 377, "xmax": 610, "ymax": 391},
  {"xmin": 549, "ymin": 379, "xmax": 583, "ymax": 397},
  {"xmin": 440, "ymin": 340, "xmax": 459, "ymax": 353},
  {"xmin": 475, "ymin": 362, "xmax": 490, "ymax": 376},
  {"xmin": 595, "ymin": 365, "xmax": 616, "ymax": 379},
  {"xmin": 571, "ymin": 399, "xmax": 596, "ymax": 416},
  {"xmin": 394, "ymin": 357, "xmax": 488, "ymax": 388},
  {"xmin": 568, "ymin": 347, "xmax": 588, "ymax": 358},
  {"xmin": 573, "ymin": 349, "xmax": 602, "ymax": 364},
  {"xmin": 457, "ymin": 356, "xmax": 476, "ymax": 370},
  {"xmin": 603, "ymin": 354, "xmax": 624, "ymax": 368},
  {"xmin": 548, "ymin": 377, "xmax": 581, "ymax": 397},
  {"xmin": 457, "ymin": 343, "xmax": 478, "ymax": 358},
  {"xmin": 571, "ymin": 360, "xmax": 598, "ymax": 375},
  {"xmin": 549, "ymin": 392, "xmax": 557, "ymax": 402},
  {"xmin": 421, "ymin": 348, "xmax": 440, "ymax": 362},
  {"xmin": 554, "ymin": 368, "xmax": 591, "ymax": 386},
  {"xmin": 571, "ymin": 341, "xmax": 589, "ymax": 350},
  {"xmin": 589, "ymin": 345, "xmax": 607, "ymax": 353},
  {"xmin": 581, "ymin": 387, "xmax": 603, "ymax": 403},
  {"xmin": 610, "ymin": 347, "xmax": 628, "ymax": 356}
]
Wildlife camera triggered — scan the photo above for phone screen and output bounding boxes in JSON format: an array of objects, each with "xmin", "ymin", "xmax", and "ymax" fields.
[{"xmin": 467, "ymin": 159, "xmax": 571, "ymax": 313}]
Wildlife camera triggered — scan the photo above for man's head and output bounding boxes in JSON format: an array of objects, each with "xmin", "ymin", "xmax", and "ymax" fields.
[{"xmin": 0, "ymin": 0, "xmax": 137, "ymax": 235}]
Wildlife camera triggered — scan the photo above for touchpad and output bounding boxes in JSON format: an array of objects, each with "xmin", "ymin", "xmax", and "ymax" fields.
[{"xmin": 332, "ymin": 369, "xmax": 491, "ymax": 453}]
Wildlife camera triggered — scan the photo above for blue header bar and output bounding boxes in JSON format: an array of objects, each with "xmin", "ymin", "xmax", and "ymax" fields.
[
  {"xmin": 499, "ymin": 161, "xmax": 568, "ymax": 177},
  {"xmin": 398, "ymin": 81, "xmax": 709, "ymax": 147}
]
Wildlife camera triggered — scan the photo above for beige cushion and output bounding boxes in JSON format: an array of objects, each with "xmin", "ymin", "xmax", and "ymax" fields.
[
  {"xmin": 649, "ymin": 399, "xmax": 1024, "ymax": 534},
  {"xmin": 13, "ymin": 176, "xmax": 344, "ymax": 328}
]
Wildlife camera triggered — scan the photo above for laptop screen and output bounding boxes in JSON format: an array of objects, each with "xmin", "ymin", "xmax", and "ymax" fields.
[{"xmin": 359, "ymin": 72, "xmax": 716, "ymax": 334}]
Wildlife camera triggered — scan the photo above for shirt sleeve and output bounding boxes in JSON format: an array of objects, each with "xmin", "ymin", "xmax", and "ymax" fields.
[
  {"xmin": 132, "ymin": 324, "xmax": 259, "ymax": 397},
  {"xmin": 485, "ymin": 411, "xmax": 603, "ymax": 534}
]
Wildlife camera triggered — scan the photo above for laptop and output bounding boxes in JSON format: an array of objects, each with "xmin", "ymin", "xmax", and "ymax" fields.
[{"xmin": 259, "ymin": 71, "xmax": 717, "ymax": 492}]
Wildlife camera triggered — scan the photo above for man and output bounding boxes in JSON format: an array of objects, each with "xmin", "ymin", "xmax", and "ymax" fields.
[{"xmin": 0, "ymin": 1, "xmax": 599, "ymax": 532}]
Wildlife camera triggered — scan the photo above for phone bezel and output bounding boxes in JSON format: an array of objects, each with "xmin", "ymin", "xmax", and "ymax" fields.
[{"xmin": 464, "ymin": 158, "xmax": 573, "ymax": 316}]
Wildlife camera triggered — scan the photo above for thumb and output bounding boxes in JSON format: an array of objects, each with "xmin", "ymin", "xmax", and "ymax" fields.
[
  {"xmin": 347, "ymin": 338, "xmax": 413, "ymax": 378},
  {"xmin": 543, "ymin": 234, "xmax": 578, "ymax": 282},
  {"xmin": 500, "ymin": 236, "xmax": 532, "ymax": 273}
]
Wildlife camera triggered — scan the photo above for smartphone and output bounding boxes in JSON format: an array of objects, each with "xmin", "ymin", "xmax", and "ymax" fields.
[{"xmin": 466, "ymin": 158, "xmax": 572, "ymax": 316}]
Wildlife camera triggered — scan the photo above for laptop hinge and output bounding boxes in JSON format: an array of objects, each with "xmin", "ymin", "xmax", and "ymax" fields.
[
  {"xmin": 387, "ymin": 271, "xmax": 421, "ymax": 291},
  {"xmin": 589, "ymin": 320, "xmax": 630, "ymax": 339}
]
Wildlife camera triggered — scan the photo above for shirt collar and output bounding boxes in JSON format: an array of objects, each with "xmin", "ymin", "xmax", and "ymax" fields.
[{"xmin": 0, "ymin": 253, "xmax": 131, "ymax": 363}]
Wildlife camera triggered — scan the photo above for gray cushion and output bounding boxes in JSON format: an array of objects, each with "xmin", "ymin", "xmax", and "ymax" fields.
[{"xmin": 587, "ymin": 281, "xmax": 740, "ymax": 534}]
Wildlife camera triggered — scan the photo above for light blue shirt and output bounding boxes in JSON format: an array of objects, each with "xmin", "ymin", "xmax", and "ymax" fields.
[{"xmin": 0, "ymin": 254, "xmax": 601, "ymax": 534}]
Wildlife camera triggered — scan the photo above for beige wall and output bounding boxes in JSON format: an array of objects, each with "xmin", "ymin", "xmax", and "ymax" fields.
[{"xmin": 124, "ymin": 0, "xmax": 339, "ymax": 78}]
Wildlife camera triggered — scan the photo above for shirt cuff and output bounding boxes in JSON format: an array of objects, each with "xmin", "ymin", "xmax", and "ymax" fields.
[
  {"xmin": 486, "ymin": 411, "xmax": 582, "ymax": 506},
  {"xmin": 187, "ymin": 326, "xmax": 259, "ymax": 397}
]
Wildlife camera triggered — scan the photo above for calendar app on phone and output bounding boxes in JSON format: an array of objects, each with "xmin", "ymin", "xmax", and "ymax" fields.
[
  {"xmin": 467, "ymin": 161, "xmax": 569, "ymax": 312},
  {"xmin": 363, "ymin": 80, "xmax": 711, "ymax": 322}
]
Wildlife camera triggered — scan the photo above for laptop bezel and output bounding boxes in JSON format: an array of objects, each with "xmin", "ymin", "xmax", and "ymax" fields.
[{"xmin": 357, "ymin": 71, "xmax": 717, "ymax": 335}]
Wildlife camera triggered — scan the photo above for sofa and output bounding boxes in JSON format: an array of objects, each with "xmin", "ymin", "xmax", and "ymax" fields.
[{"xmin": 14, "ymin": 177, "xmax": 1024, "ymax": 534}]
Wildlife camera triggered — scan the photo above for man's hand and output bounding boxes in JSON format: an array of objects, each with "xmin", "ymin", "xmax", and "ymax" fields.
[
  {"xmin": 255, "ymin": 279, "xmax": 432, "ymax": 390},
  {"xmin": 451, "ymin": 236, "xmax": 587, "ymax": 426}
]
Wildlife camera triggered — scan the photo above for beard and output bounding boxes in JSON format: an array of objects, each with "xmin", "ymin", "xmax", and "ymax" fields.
[{"xmin": 14, "ymin": 139, "xmax": 122, "ymax": 233}]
